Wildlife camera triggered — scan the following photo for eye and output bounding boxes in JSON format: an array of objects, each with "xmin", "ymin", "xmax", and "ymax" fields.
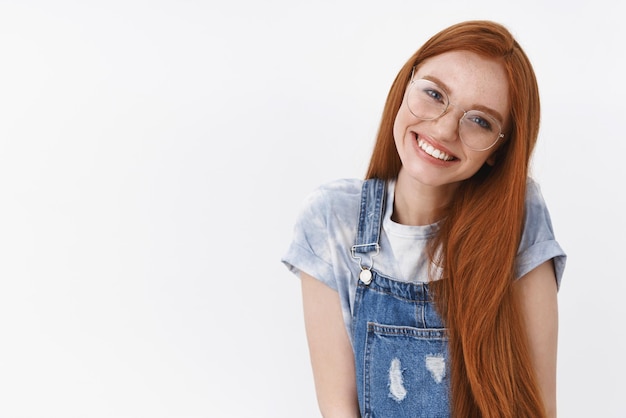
[
  {"xmin": 465, "ymin": 113, "xmax": 494, "ymax": 131},
  {"xmin": 422, "ymin": 87, "xmax": 446, "ymax": 104}
]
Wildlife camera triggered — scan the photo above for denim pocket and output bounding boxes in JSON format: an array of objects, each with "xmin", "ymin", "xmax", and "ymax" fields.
[{"xmin": 362, "ymin": 322, "xmax": 450, "ymax": 418}]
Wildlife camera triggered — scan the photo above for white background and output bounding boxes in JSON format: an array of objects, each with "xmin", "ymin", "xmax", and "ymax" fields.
[{"xmin": 0, "ymin": 1, "xmax": 624, "ymax": 417}]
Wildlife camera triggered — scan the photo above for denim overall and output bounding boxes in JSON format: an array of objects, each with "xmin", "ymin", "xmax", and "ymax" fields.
[{"xmin": 351, "ymin": 179, "xmax": 450, "ymax": 418}]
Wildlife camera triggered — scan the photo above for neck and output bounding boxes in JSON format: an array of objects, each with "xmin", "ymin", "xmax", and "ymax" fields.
[{"xmin": 392, "ymin": 169, "xmax": 458, "ymax": 226}]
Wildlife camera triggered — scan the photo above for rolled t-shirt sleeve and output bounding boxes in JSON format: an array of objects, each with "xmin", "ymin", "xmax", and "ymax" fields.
[
  {"xmin": 516, "ymin": 180, "xmax": 566, "ymax": 288},
  {"xmin": 282, "ymin": 188, "xmax": 338, "ymax": 291}
]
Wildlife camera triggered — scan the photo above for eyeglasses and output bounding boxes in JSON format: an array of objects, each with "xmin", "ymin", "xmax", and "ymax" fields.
[{"xmin": 406, "ymin": 70, "xmax": 505, "ymax": 151}]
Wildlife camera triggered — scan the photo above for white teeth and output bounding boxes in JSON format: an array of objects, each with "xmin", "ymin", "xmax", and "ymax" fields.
[{"xmin": 418, "ymin": 138, "xmax": 453, "ymax": 161}]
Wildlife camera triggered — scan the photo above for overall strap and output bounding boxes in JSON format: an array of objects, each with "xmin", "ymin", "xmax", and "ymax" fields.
[{"xmin": 351, "ymin": 178, "xmax": 385, "ymax": 283}]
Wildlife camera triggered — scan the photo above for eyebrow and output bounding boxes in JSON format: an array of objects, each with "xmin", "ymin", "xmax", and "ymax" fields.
[{"xmin": 421, "ymin": 75, "xmax": 507, "ymax": 124}]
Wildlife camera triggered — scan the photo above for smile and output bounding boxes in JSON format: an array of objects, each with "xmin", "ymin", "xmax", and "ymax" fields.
[{"xmin": 417, "ymin": 138, "xmax": 454, "ymax": 161}]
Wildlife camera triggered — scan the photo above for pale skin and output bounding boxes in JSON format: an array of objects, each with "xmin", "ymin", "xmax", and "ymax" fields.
[{"xmin": 302, "ymin": 51, "xmax": 558, "ymax": 417}]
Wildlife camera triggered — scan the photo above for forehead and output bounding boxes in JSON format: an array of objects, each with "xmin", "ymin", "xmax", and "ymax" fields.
[{"xmin": 414, "ymin": 50, "xmax": 510, "ymax": 120}]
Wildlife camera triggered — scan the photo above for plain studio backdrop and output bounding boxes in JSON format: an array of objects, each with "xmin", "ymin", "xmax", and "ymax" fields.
[{"xmin": 0, "ymin": 1, "xmax": 624, "ymax": 417}]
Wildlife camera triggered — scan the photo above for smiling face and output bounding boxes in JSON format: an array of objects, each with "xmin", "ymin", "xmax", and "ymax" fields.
[{"xmin": 393, "ymin": 50, "xmax": 510, "ymax": 193}]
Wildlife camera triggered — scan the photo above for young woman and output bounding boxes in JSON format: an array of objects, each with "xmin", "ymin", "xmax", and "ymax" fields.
[{"xmin": 282, "ymin": 20, "xmax": 566, "ymax": 418}]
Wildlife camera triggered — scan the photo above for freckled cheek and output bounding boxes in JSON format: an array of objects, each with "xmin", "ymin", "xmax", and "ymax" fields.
[
  {"xmin": 393, "ymin": 108, "xmax": 413, "ymax": 146},
  {"xmin": 392, "ymin": 115, "xmax": 402, "ymax": 146},
  {"xmin": 465, "ymin": 152, "xmax": 492, "ymax": 168}
]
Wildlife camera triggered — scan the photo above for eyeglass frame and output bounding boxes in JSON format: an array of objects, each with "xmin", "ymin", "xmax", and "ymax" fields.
[{"xmin": 406, "ymin": 66, "xmax": 505, "ymax": 151}]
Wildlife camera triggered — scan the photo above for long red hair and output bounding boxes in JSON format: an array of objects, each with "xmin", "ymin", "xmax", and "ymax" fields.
[{"xmin": 366, "ymin": 21, "xmax": 544, "ymax": 417}]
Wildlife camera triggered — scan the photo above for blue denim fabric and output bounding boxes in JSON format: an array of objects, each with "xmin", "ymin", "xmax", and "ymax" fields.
[{"xmin": 351, "ymin": 179, "xmax": 450, "ymax": 417}]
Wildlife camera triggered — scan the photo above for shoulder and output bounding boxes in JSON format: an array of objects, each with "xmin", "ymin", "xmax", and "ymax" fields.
[
  {"xmin": 517, "ymin": 178, "xmax": 566, "ymax": 286},
  {"xmin": 290, "ymin": 178, "xmax": 364, "ymax": 251},
  {"xmin": 282, "ymin": 178, "xmax": 364, "ymax": 289},
  {"xmin": 523, "ymin": 178, "xmax": 556, "ymax": 241},
  {"xmin": 525, "ymin": 178, "xmax": 547, "ymax": 211},
  {"xmin": 307, "ymin": 178, "xmax": 363, "ymax": 203},
  {"xmin": 300, "ymin": 178, "xmax": 363, "ymax": 221}
]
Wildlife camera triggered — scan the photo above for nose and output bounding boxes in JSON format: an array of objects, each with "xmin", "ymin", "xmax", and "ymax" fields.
[{"xmin": 431, "ymin": 108, "xmax": 462, "ymax": 143}]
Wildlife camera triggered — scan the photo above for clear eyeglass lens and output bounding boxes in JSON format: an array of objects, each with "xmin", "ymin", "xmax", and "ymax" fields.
[
  {"xmin": 459, "ymin": 111, "xmax": 501, "ymax": 150},
  {"xmin": 407, "ymin": 79, "xmax": 502, "ymax": 151},
  {"xmin": 407, "ymin": 79, "xmax": 449, "ymax": 120}
]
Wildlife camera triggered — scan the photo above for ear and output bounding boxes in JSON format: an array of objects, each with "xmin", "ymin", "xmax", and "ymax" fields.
[{"xmin": 486, "ymin": 155, "xmax": 496, "ymax": 166}]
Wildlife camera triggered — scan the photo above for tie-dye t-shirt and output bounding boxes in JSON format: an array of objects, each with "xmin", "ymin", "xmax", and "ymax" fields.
[{"xmin": 281, "ymin": 178, "xmax": 566, "ymax": 339}]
